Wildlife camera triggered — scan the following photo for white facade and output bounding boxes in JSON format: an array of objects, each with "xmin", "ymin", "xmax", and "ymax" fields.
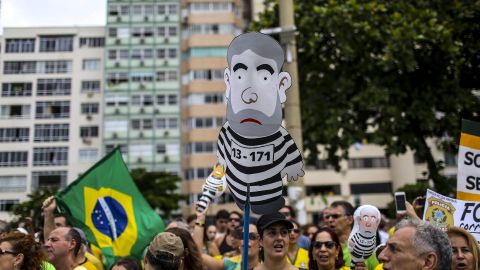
[{"xmin": 0, "ymin": 27, "xmax": 105, "ymax": 221}]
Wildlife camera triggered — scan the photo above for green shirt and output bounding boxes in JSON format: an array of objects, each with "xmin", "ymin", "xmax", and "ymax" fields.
[{"xmin": 343, "ymin": 242, "xmax": 379, "ymax": 270}]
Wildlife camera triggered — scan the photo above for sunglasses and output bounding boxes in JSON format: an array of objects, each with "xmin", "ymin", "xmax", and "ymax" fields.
[
  {"xmin": 313, "ymin": 241, "xmax": 336, "ymax": 249},
  {"xmin": 290, "ymin": 229, "xmax": 301, "ymax": 234},
  {"xmin": 0, "ymin": 249, "xmax": 17, "ymax": 256},
  {"xmin": 235, "ymin": 232, "xmax": 260, "ymax": 241},
  {"xmin": 323, "ymin": 214, "xmax": 347, "ymax": 220},
  {"xmin": 279, "ymin": 211, "xmax": 291, "ymax": 217}
]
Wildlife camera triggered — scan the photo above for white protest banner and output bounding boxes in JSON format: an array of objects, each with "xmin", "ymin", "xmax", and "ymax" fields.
[
  {"xmin": 457, "ymin": 119, "xmax": 480, "ymax": 201},
  {"xmin": 424, "ymin": 189, "xmax": 480, "ymax": 242}
]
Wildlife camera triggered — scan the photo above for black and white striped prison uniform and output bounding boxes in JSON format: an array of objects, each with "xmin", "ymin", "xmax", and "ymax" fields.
[
  {"xmin": 217, "ymin": 122, "xmax": 303, "ymax": 214},
  {"xmin": 349, "ymin": 232, "xmax": 376, "ymax": 266},
  {"xmin": 197, "ymin": 173, "xmax": 225, "ymax": 213}
]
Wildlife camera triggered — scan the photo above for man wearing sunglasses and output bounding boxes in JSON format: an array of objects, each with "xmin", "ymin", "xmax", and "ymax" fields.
[{"xmin": 324, "ymin": 201, "xmax": 379, "ymax": 270}]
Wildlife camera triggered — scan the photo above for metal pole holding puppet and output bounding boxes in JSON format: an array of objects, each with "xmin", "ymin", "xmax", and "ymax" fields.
[{"xmin": 242, "ymin": 184, "xmax": 250, "ymax": 270}]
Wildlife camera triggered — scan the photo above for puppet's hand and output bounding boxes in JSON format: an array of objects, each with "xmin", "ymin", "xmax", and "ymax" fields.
[
  {"xmin": 196, "ymin": 164, "xmax": 226, "ymax": 213},
  {"xmin": 282, "ymin": 163, "xmax": 305, "ymax": 182}
]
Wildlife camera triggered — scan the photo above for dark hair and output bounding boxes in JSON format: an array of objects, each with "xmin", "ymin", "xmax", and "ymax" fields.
[
  {"xmin": 110, "ymin": 257, "xmax": 142, "ymax": 270},
  {"xmin": 145, "ymin": 249, "xmax": 181, "ymax": 270},
  {"xmin": 229, "ymin": 211, "xmax": 243, "ymax": 219},
  {"xmin": 0, "ymin": 231, "xmax": 46, "ymax": 270},
  {"xmin": 308, "ymin": 227, "xmax": 344, "ymax": 270},
  {"xmin": 280, "ymin": 205, "xmax": 296, "ymax": 218},
  {"xmin": 54, "ymin": 213, "xmax": 70, "ymax": 226},
  {"xmin": 166, "ymin": 227, "xmax": 203, "ymax": 269},
  {"xmin": 215, "ymin": 209, "xmax": 230, "ymax": 220},
  {"xmin": 330, "ymin": 201, "xmax": 354, "ymax": 216},
  {"xmin": 66, "ymin": 228, "xmax": 82, "ymax": 257},
  {"xmin": 186, "ymin": 214, "xmax": 197, "ymax": 224}
]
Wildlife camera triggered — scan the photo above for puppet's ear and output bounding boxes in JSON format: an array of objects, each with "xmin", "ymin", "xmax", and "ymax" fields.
[
  {"xmin": 224, "ymin": 67, "xmax": 231, "ymax": 99},
  {"xmin": 278, "ymin": 71, "xmax": 292, "ymax": 103}
]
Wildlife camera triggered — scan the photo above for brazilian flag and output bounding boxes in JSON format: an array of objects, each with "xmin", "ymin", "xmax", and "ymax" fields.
[{"xmin": 56, "ymin": 148, "xmax": 165, "ymax": 267}]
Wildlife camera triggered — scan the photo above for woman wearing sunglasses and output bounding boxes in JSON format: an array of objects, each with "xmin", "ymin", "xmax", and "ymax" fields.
[
  {"xmin": 287, "ymin": 220, "xmax": 309, "ymax": 270},
  {"xmin": 308, "ymin": 227, "xmax": 349, "ymax": 270},
  {"xmin": 0, "ymin": 231, "xmax": 45, "ymax": 270}
]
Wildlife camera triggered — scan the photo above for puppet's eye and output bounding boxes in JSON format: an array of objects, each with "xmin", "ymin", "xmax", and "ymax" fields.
[
  {"xmin": 258, "ymin": 70, "xmax": 271, "ymax": 84},
  {"xmin": 238, "ymin": 76, "xmax": 242, "ymax": 79}
]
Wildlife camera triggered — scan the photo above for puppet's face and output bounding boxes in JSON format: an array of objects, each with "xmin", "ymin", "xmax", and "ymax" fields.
[
  {"xmin": 225, "ymin": 50, "xmax": 291, "ymax": 137},
  {"xmin": 357, "ymin": 209, "xmax": 379, "ymax": 234}
]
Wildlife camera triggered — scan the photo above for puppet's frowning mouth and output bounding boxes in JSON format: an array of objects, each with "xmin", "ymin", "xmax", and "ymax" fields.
[{"xmin": 240, "ymin": 118, "xmax": 262, "ymax": 125}]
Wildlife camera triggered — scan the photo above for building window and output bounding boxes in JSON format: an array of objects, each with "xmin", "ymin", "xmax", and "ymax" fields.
[
  {"xmin": 190, "ymin": 69, "xmax": 223, "ymax": 80},
  {"xmin": 186, "ymin": 117, "xmax": 225, "ymax": 129},
  {"xmin": 81, "ymin": 103, "xmax": 99, "ymax": 115},
  {"xmin": 37, "ymin": 61, "xmax": 72, "ymax": 74},
  {"xmin": 185, "ymin": 167, "xmax": 212, "ymax": 180},
  {"xmin": 185, "ymin": 142, "xmax": 217, "ymax": 154},
  {"xmin": 2, "ymin": 83, "xmax": 32, "ymax": 97},
  {"xmin": 0, "ymin": 152, "xmax": 28, "ymax": 167},
  {"xmin": 444, "ymin": 153, "xmax": 457, "ymax": 167},
  {"xmin": 306, "ymin": 184, "xmax": 341, "ymax": 196},
  {"xmin": 131, "ymin": 119, "xmax": 153, "ymax": 130},
  {"xmin": 0, "ymin": 128, "xmax": 29, "ymax": 142},
  {"xmin": 81, "ymin": 81, "xmax": 101, "ymax": 92},
  {"xmin": 168, "ymin": 94, "xmax": 178, "ymax": 105},
  {"xmin": 37, "ymin": 78, "xmax": 71, "ymax": 96},
  {"xmin": 0, "ymin": 105, "xmax": 30, "ymax": 119},
  {"xmin": 350, "ymin": 182, "xmax": 393, "ymax": 194},
  {"xmin": 4, "ymin": 61, "xmax": 36, "ymax": 74},
  {"xmin": 39, "ymin": 36, "xmax": 74, "ymax": 52},
  {"xmin": 0, "ymin": 200, "xmax": 20, "ymax": 211},
  {"xmin": 31, "ymin": 171, "xmax": 67, "ymax": 189},
  {"xmin": 79, "ymin": 37, "xmax": 105, "ymax": 48},
  {"xmin": 36, "ymin": 101, "xmax": 70, "ymax": 119},
  {"xmin": 79, "ymin": 149, "xmax": 98, "ymax": 162},
  {"xmin": 156, "ymin": 144, "xmax": 166, "ymax": 154},
  {"xmin": 5, "ymin": 39, "xmax": 35, "ymax": 53},
  {"xmin": 0, "ymin": 176, "xmax": 27, "ymax": 192},
  {"xmin": 184, "ymin": 93, "xmax": 224, "ymax": 105},
  {"xmin": 80, "ymin": 126, "xmax": 99, "ymax": 138},
  {"xmin": 33, "ymin": 147, "xmax": 68, "ymax": 166},
  {"xmin": 82, "ymin": 59, "xmax": 100, "ymax": 71},
  {"xmin": 34, "ymin": 124, "xmax": 69, "ymax": 142},
  {"xmin": 168, "ymin": 4, "xmax": 178, "ymax": 14},
  {"xmin": 348, "ymin": 157, "xmax": 390, "ymax": 169}
]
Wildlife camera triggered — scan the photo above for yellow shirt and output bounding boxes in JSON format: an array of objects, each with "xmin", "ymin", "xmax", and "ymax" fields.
[{"xmin": 286, "ymin": 247, "xmax": 309, "ymax": 270}]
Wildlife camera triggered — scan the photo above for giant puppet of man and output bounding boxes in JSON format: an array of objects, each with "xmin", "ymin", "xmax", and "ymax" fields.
[{"xmin": 207, "ymin": 32, "xmax": 304, "ymax": 215}]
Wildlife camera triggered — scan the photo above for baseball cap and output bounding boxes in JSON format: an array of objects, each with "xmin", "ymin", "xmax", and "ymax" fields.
[
  {"xmin": 148, "ymin": 232, "xmax": 184, "ymax": 257},
  {"xmin": 257, "ymin": 212, "xmax": 293, "ymax": 235}
]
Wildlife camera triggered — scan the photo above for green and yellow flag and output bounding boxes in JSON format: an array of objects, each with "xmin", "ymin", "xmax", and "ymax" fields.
[{"xmin": 56, "ymin": 148, "xmax": 164, "ymax": 266}]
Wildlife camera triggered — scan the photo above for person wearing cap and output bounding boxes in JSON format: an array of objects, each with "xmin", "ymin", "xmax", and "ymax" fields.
[
  {"xmin": 144, "ymin": 232, "xmax": 185, "ymax": 270},
  {"xmin": 193, "ymin": 202, "xmax": 261, "ymax": 270},
  {"xmin": 256, "ymin": 212, "xmax": 298, "ymax": 270}
]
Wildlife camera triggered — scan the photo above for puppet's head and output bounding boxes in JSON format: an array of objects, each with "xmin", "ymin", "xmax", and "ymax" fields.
[
  {"xmin": 353, "ymin": 205, "xmax": 381, "ymax": 236},
  {"xmin": 224, "ymin": 32, "xmax": 292, "ymax": 137}
]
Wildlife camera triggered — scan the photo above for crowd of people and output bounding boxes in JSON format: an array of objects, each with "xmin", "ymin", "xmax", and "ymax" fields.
[{"xmin": 0, "ymin": 195, "xmax": 479, "ymax": 270}]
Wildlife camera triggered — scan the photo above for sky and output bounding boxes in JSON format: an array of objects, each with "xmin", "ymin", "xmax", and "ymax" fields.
[{"xmin": 1, "ymin": 0, "xmax": 106, "ymax": 33}]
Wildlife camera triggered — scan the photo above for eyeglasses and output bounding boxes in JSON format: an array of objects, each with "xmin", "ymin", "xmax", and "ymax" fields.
[
  {"xmin": 279, "ymin": 211, "xmax": 291, "ymax": 217},
  {"xmin": 0, "ymin": 249, "xmax": 17, "ymax": 256},
  {"xmin": 313, "ymin": 241, "xmax": 336, "ymax": 249},
  {"xmin": 323, "ymin": 214, "xmax": 348, "ymax": 220}
]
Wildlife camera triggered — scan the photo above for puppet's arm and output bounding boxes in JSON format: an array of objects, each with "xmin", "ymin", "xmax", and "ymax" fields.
[{"xmin": 196, "ymin": 164, "xmax": 227, "ymax": 213}]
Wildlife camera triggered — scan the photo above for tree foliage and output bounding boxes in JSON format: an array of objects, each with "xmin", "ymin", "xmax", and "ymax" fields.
[
  {"xmin": 130, "ymin": 168, "xmax": 186, "ymax": 218},
  {"xmin": 253, "ymin": 1, "xmax": 480, "ymax": 193},
  {"xmin": 11, "ymin": 187, "xmax": 57, "ymax": 229}
]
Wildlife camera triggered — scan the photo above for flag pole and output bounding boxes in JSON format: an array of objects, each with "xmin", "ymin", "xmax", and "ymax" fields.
[{"xmin": 242, "ymin": 184, "xmax": 250, "ymax": 270}]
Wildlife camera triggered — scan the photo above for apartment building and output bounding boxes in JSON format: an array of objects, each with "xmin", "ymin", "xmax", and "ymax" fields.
[
  {"xmin": 104, "ymin": 0, "xmax": 182, "ymax": 175},
  {"xmin": 0, "ymin": 27, "xmax": 105, "ymax": 220}
]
